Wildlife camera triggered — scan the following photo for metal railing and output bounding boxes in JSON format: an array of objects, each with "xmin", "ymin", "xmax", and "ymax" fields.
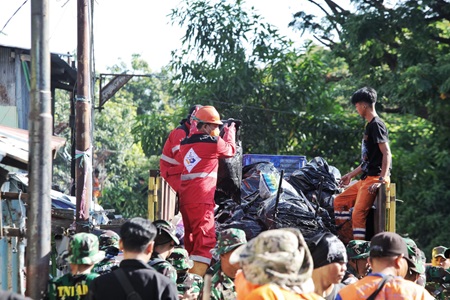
[{"xmin": 147, "ymin": 170, "xmax": 177, "ymax": 222}]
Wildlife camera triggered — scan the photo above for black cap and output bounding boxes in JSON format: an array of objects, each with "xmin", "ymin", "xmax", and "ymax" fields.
[
  {"xmin": 308, "ymin": 232, "xmax": 347, "ymax": 269},
  {"xmin": 370, "ymin": 232, "xmax": 414, "ymax": 267}
]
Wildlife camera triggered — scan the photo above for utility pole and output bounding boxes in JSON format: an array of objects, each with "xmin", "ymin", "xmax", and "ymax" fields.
[
  {"xmin": 26, "ymin": 0, "xmax": 52, "ymax": 298},
  {"xmin": 75, "ymin": 0, "xmax": 92, "ymax": 233}
]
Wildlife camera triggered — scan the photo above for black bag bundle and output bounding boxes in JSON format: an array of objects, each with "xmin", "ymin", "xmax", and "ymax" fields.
[
  {"xmin": 219, "ymin": 215, "xmax": 267, "ymax": 241},
  {"xmin": 286, "ymin": 157, "xmax": 341, "ymax": 194},
  {"xmin": 216, "ymin": 119, "xmax": 243, "ymax": 205},
  {"xmin": 256, "ymin": 178, "xmax": 331, "ymax": 240}
]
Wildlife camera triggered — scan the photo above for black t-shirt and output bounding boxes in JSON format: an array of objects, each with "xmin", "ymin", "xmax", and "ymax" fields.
[
  {"xmin": 89, "ymin": 259, "xmax": 178, "ymax": 300},
  {"xmin": 360, "ymin": 116, "xmax": 391, "ymax": 176}
]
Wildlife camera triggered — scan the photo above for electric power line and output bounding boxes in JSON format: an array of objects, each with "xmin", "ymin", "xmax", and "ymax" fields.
[{"xmin": 0, "ymin": 0, "xmax": 29, "ymax": 36}]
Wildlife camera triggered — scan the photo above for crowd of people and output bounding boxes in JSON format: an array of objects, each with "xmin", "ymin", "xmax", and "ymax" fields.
[
  {"xmin": 4, "ymin": 90, "xmax": 449, "ymax": 300},
  {"xmin": 40, "ymin": 218, "xmax": 449, "ymax": 300}
]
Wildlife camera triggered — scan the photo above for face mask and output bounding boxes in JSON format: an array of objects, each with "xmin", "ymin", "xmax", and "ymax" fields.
[
  {"xmin": 210, "ymin": 128, "xmax": 220, "ymax": 137},
  {"xmin": 207, "ymin": 125, "xmax": 220, "ymax": 137}
]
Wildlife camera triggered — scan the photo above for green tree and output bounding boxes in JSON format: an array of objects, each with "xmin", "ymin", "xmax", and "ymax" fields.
[
  {"xmin": 291, "ymin": 0, "xmax": 450, "ymax": 254},
  {"xmin": 93, "ymin": 56, "xmax": 170, "ymax": 218},
  {"xmin": 169, "ymin": 0, "xmax": 359, "ymax": 171}
]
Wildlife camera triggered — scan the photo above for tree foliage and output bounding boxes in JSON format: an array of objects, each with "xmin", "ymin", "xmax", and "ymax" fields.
[
  {"xmin": 169, "ymin": 0, "xmax": 360, "ymax": 172},
  {"xmin": 290, "ymin": 0, "xmax": 450, "ymax": 254},
  {"xmin": 164, "ymin": 0, "xmax": 450, "ymax": 255}
]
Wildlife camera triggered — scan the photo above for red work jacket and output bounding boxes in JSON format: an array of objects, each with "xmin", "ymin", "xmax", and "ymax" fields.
[
  {"xmin": 178, "ymin": 130, "xmax": 236, "ymax": 206},
  {"xmin": 159, "ymin": 121, "xmax": 190, "ymax": 192}
]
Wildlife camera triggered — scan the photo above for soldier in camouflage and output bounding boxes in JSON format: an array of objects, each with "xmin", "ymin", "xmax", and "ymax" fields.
[
  {"xmin": 148, "ymin": 220, "xmax": 180, "ymax": 284},
  {"xmin": 426, "ymin": 247, "xmax": 450, "ymax": 299},
  {"xmin": 168, "ymin": 247, "xmax": 204, "ymax": 297},
  {"xmin": 47, "ymin": 232, "xmax": 105, "ymax": 300},
  {"xmin": 92, "ymin": 230, "xmax": 121, "ymax": 275},
  {"xmin": 206, "ymin": 228, "xmax": 247, "ymax": 300},
  {"xmin": 403, "ymin": 237, "xmax": 426, "ymax": 286},
  {"xmin": 342, "ymin": 240, "xmax": 371, "ymax": 285}
]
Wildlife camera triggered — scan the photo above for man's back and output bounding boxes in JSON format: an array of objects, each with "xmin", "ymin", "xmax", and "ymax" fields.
[
  {"xmin": 337, "ymin": 274, "xmax": 434, "ymax": 300},
  {"xmin": 89, "ymin": 259, "xmax": 178, "ymax": 300}
]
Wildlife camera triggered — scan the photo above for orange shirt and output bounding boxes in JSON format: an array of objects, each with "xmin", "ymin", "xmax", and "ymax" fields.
[
  {"xmin": 337, "ymin": 273, "xmax": 434, "ymax": 300},
  {"xmin": 243, "ymin": 284, "xmax": 324, "ymax": 300}
]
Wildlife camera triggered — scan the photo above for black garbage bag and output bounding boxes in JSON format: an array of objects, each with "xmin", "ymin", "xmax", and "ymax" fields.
[
  {"xmin": 239, "ymin": 162, "xmax": 283, "ymax": 216},
  {"xmin": 241, "ymin": 162, "xmax": 281, "ymax": 202},
  {"xmin": 216, "ymin": 119, "xmax": 243, "ymax": 205},
  {"xmin": 286, "ymin": 157, "xmax": 341, "ymax": 194},
  {"xmin": 219, "ymin": 215, "xmax": 267, "ymax": 241},
  {"xmin": 257, "ymin": 184, "xmax": 329, "ymax": 241},
  {"xmin": 214, "ymin": 198, "xmax": 242, "ymax": 224}
]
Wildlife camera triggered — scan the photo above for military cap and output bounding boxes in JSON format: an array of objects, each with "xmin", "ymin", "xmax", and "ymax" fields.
[
  {"xmin": 98, "ymin": 230, "xmax": 120, "ymax": 250},
  {"xmin": 432, "ymin": 246, "xmax": 448, "ymax": 259},
  {"xmin": 153, "ymin": 220, "xmax": 180, "ymax": 246},
  {"xmin": 346, "ymin": 240, "xmax": 371, "ymax": 260},
  {"xmin": 229, "ymin": 228, "xmax": 313, "ymax": 290},
  {"xmin": 67, "ymin": 232, "xmax": 105, "ymax": 265},
  {"xmin": 168, "ymin": 248, "xmax": 194, "ymax": 271},
  {"xmin": 403, "ymin": 237, "xmax": 425, "ymax": 274},
  {"xmin": 212, "ymin": 228, "xmax": 247, "ymax": 256}
]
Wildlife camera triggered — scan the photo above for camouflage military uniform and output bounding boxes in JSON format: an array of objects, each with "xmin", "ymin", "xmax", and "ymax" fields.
[
  {"xmin": 149, "ymin": 252, "xmax": 178, "ymax": 284},
  {"xmin": 209, "ymin": 228, "xmax": 247, "ymax": 300},
  {"xmin": 47, "ymin": 233, "xmax": 105, "ymax": 300},
  {"xmin": 209, "ymin": 261, "xmax": 237, "ymax": 300},
  {"xmin": 168, "ymin": 248, "xmax": 203, "ymax": 296},
  {"xmin": 177, "ymin": 272, "xmax": 204, "ymax": 295},
  {"xmin": 403, "ymin": 237, "xmax": 426, "ymax": 286},
  {"xmin": 342, "ymin": 240, "xmax": 370, "ymax": 285},
  {"xmin": 93, "ymin": 230, "xmax": 120, "ymax": 275},
  {"xmin": 425, "ymin": 266, "xmax": 450, "ymax": 299},
  {"xmin": 149, "ymin": 220, "xmax": 180, "ymax": 284}
]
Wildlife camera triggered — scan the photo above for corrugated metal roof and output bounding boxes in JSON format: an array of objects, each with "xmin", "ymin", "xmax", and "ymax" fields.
[{"xmin": 0, "ymin": 124, "xmax": 66, "ymax": 170}]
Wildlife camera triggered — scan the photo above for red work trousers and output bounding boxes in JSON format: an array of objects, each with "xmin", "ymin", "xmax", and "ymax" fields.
[
  {"xmin": 179, "ymin": 203, "xmax": 216, "ymax": 265},
  {"xmin": 334, "ymin": 176, "xmax": 389, "ymax": 243}
]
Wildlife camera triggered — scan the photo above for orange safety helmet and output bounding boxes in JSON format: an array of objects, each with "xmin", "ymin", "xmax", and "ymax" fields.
[{"xmin": 192, "ymin": 105, "xmax": 223, "ymax": 125}]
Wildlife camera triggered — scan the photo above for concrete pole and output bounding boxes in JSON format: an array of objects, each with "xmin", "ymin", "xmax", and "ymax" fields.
[
  {"xmin": 75, "ymin": 0, "xmax": 92, "ymax": 233},
  {"xmin": 26, "ymin": 0, "xmax": 53, "ymax": 298}
]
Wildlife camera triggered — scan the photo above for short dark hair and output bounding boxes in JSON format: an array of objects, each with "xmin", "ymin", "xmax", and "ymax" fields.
[
  {"xmin": 351, "ymin": 87, "xmax": 377, "ymax": 105},
  {"xmin": 120, "ymin": 217, "xmax": 156, "ymax": 252}
]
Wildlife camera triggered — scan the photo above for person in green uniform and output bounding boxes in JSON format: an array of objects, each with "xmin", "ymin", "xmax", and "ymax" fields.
[
  {"xmin": 47, "ymin": 232, "xmax": 105, "ymax": 300},
  {"xmin": 93, "ymin": 230, "xmax": 121, "ymax": 275},
  {"xmin": 149, "ymin": 220, "xmax": 180, "ymax": 283},
  {"xmin": 208, "ymin": 228, "xmax": 247, "ymax": 300},
  {"xmin": 342, "ymin": 240, "xmax": 371, "ymax": 285},
  {"xmin": 168, "ymin": 248, "xmax": 204, "ymax": 297}
]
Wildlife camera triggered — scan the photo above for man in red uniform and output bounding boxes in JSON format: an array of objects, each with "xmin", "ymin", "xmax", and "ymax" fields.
[
  {"xmin": 178, "ymin": 105, "xmax": 236, "ymax": 277},
  {"xmin": 160, "ymin": 105, "xmax": 202, "ymax": 192}
]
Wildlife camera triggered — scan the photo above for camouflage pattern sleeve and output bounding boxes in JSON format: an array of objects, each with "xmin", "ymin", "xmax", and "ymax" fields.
[
  {"xmin": 152, "ymin": 260, "xmax": 178, "ymax": 284},
  {"xmin": 210, "ymin": 267, "xmax": 237, "ymax": 300}
]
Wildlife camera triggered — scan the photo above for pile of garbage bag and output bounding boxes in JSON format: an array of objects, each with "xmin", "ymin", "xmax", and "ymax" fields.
[{"xmin": 215, "ymin": 156, "xmax": 341, "ymax": 242}]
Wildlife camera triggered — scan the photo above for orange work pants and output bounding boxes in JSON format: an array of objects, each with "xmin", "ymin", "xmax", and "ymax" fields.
[{"xmin": 334, "ymin": 176, "xmax": 389, "ymax": 243}]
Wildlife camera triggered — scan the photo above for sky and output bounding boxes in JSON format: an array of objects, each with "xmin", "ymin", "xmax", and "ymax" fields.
[{"xmin": 0, "ymin": 0, "xmax": 331, "ymax": 73}]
